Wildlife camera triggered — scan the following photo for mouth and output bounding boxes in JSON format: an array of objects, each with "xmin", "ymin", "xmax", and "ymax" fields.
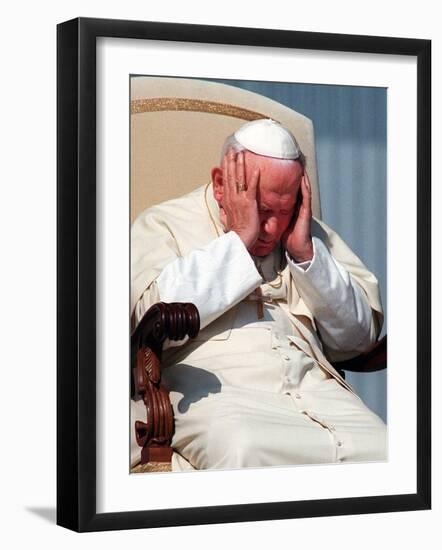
[{"xmin": 257, "ymin": 238, "xmax": 274, "ymax": 246}]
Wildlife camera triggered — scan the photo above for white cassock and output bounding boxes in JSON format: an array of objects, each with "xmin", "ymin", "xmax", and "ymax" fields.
[{"xmin": 131, "ymin": 184, "xmax": 387, "ymax": 471}]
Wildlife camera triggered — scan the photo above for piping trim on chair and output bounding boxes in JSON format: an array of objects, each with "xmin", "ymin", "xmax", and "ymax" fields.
[{"xmin": 131, "ymin": 97, "xmax": 276, "ymax": 121}]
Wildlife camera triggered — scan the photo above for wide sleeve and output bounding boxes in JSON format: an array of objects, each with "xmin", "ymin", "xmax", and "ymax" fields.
[
  {"xmin": 156, "ymin": 231, "xmax": 262, "ymax": 330},
  {"xmin": 132, "ymin": 208, "xmax": 262, "ymax": 331},
  {"xmin": 287, "ymin": 236, "xmax": 379, "ymax": 353}
]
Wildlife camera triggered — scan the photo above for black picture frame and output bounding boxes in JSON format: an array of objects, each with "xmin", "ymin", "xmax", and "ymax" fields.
[{"xmin": 57, "ymin": 17, "xmax": 431, "ymax": 532}]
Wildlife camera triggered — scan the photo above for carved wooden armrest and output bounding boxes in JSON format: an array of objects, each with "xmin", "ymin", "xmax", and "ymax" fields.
[
  {"xmin": 332, "ymin": 335, "xmax": 387, "ymax": 378},
  {"xmin": 131, "ymin": 302, "xmax": 200, "ymax": 464}
]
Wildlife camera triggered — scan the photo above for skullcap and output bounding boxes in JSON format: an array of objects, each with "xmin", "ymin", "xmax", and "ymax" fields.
[{"xmin": 234, "ymin": 119, "xmax": 302, "ymax": 160}]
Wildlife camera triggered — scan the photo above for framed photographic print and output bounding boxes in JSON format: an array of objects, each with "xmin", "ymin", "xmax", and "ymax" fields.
[{"xmin": 57, "ymin": 17, "xmax": 431, "ymax": 532}]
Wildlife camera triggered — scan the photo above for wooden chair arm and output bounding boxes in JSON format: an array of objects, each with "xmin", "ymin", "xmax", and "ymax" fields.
[
  {"xmin": 131, "ymin": 301, "xmax": 200, "ymax": 360},
  {"xmin": 332, "ymin": 335, "xmax": 387, "ymax": 374},
  {"xmin": 131, "ymin": 302, "xmax": 200, "ymax": 464}
]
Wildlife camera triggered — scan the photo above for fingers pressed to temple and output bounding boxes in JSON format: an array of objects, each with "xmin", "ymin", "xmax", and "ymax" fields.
[
  {"xmin": 222, "ymin": 155, "xmax": 230, "ymax": 201},
  {"xmin": 300, "ymin": 174, "xmax": 312, "ymax": 217},
  {"xmin": 247, "ymin": 167, "xmax": 259, "ymax": 198},
  {"xmin": 237, "ymin": 151, "xmax": 246, "ymax": 190},
  {"xmin": 228, "ymin": 149, "xmax": 238, "ymax": 193}
]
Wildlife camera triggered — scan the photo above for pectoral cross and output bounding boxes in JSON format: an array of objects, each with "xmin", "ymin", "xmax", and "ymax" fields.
[
  {"xmin": 245, "ymin": 287, "xmax": 273, "ymax": 320},
  {"xmin": 254, "ymin": 287, "xmax": 264, "ymax": 320}
]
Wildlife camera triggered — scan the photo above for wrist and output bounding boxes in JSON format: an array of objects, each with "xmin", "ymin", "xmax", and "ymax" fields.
[
  {"xmin": 288, "ymin": 240, "xmax": 314, "ymax": 263},
  {"xmin": 231, "ymin": 228, "xmax": 257, "ymax": 251}
]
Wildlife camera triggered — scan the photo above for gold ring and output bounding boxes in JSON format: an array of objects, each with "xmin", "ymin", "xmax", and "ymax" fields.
[{"xmin": 237, "ymin": 183, "xmax": 246, "ymax": 191}]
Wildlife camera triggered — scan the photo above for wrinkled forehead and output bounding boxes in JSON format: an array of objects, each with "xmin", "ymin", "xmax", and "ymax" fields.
[
  {"xmin": 257, "ymin": 188, "xmax": 297, "ymax": 210},
  {"xmin": 244, "ymin": 150, "xmax": 302, "ymax": 176},
  {"xmin": 244, "ymin": 151, "xmax": 303, "ymax": 195}
]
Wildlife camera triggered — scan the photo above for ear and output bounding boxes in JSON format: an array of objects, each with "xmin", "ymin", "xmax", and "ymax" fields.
[{"xmin": 211, "ymin": 167, "xmax": 223, "ymax": 204}]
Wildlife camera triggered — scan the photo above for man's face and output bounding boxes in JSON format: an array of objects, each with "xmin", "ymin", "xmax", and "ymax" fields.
[{"xmin": 245, "ymin": 152, "xmax": 303, "ymax": 257}]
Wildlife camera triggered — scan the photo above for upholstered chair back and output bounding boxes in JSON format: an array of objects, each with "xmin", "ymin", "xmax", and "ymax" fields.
[{"xmin": 131, "ymin": 77, "xmax": 321, "ymax": 223}]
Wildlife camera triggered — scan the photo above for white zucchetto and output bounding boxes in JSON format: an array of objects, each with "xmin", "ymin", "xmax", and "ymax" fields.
[{"xmin": 234, "ymin": 119, "xmax": 302, "ymax": 160}]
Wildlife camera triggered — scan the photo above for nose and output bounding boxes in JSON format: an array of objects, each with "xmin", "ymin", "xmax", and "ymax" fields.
[{"xmin": 262, "ymin": 216, "xmax": 278, "ymax": 239}]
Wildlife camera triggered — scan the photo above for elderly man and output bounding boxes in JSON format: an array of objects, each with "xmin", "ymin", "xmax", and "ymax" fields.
[{"xmin": 131, "ymin": 119, "xmax": 386, "ymax": 471}]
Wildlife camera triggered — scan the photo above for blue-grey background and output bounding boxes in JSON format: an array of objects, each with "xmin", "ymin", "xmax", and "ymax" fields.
[{"xmin": 211, "ymin": 78, "xmax": 387, "ymax": 422}]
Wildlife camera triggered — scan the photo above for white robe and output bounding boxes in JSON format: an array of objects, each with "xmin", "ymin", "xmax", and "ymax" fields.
[{"xmin": 131, "ymin": 184, "xmax": 386, "ymax": 470}]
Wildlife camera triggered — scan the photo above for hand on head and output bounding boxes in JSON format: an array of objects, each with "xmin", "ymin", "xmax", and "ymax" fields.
[
  {"xmin": 212, "ymin": 147, "xmax": 312, "ymax": 259},
  {"xmin": 281, "ymin": 170, "xmax": 313, "ymax": 262},
  {"xmin": 212, "ymin": 119, "xmax": 312, "ymax": 259},
  {"xmin": 216, "ymin": 148, "xmax": 261, "ymax": 251}
]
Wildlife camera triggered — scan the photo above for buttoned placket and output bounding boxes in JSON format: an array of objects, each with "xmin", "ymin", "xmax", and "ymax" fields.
[
  {"xmin": 291, "ymin": 392, "xmax": 348, "ymax": 463},
  {"xmin": 258, "ymin": 296, "xmax": 350, "ymax": 464},
  {"xmin": 269, "ymin": 331, "xmax": 296, "ymax": 393},
  {"xmin": 270, "ymin": 331, "xmax": 349, "ymax": 463}
]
